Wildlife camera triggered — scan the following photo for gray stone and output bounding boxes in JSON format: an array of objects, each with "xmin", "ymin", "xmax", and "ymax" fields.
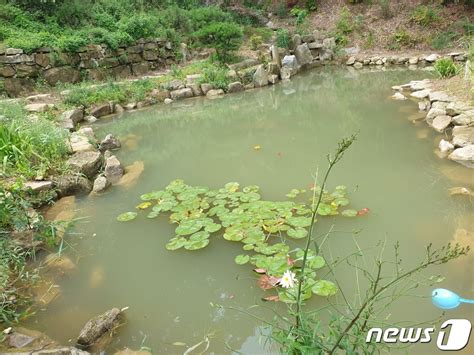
[
  {"xmin": 452, "ymin": 126, "xmax": 474, "ymax": 147},
  {"xmin": 55, "ymin": 175, "xmax": 92, "ymax": 197},
  {"xmin": 25, "ymin": 103, "xmax": 55, "ymax": 113},
  {"xmin": 424, "ymin": 53, "xmax": 439, "ymax": 63},
  {"xmin": 68, "ymin": 151, "xmax": 102, "ymax": 178},
  {"xmin": 70, "ymin": 131, "xmax": 95, "ymax": 153},
  {"xmin": 418, "ymin": 100, "xmax": 430, "ymax": 111},
  {"xmin": 439, "ymin": 139, "xmax": 454, "ymax": 153},
  {"xmin": 409, "ymin": 80, "xmax": 432, "ymax": 91},
  {"xmin": 268, "ymin": 74, "xmax": 279, "ymax": 85},
  {"xmin": 228, "ymin": 58, "xmax": 260, "ymax": 71},
  {"xmin": 77, "ymin": 308, "xmax": 121, "ymax": 348},
  {"xmin": 170, "ymin": 87, "xmax": 193, "ymax": 100},
  {"xmin": 0, "ymin": 54, "xmax": 34, "ymax": 64},
  {"xmin": 44, "ymin": 67, "xmax": 80, "ymax": 86},
  {"xmin": 92, "ymin": 175, "xmax": 110, "ymax": 193},
  {"xmin": 90, "ymin": 103, "xmax": 112, "ymax": 118},
  {"xmin": 432, "ymin": 101, "xmax": 448, "ymax": 110},
  {"xmin": 429, "ymin": 91, "xmax": 452, "ymax": 102},
  {"xmin": 280, "ymin": 67, "xmax": 293, "ymax": 80},
  {"xmin": 322, "ymin": 37, "xmax": 336, "ymax": 50},
  {"xmin": 32, "ymin": 347, "xmax": 90, "ymax": 355},
  {"xmin": 200, "ymin": 83, "xmax": 214, "ymax": 95},
  {"xmin": 104, "ymin": 156, "xmax": 124, "ymax": 183},
  {"xmin": 391, "ymin": 92, "xmax": 406, "ymax": 100},
  {"xmin": 281, "ymin": 55, "xmax": 298, "ymax": 70},
  {"xmin": 7, "ymin": 331, "xmax": 35, "ymax": 348},
  {"xmin": 100, "ymin": 134, "xmax": 121, "ymax": 151},
  {"xmin": 187, "ymin": 83, "xmax": 203, "ymax": 96},
  {"xmin": 131, "ymin": 62, "xmax": 149, "ymax": 76},
  {"xmin": 448, "ymin": 145, "xmax": 474, "ymax": 168},
  {"xmin": 410, "ymin": 90, "xmax": 431, "ymax": 99},
  {"xmin": 164, "ymin": 98, "xmax": 173, "ymax": 104},
  {"xmin": 452, "ymin": 111, "xmax": 474, "ymax": 126},
  {"xmin": 25, "ymin": 93, "xmax": 52, "ymax": 102},
  {"xmin": 430, "ymin": 115, "xmax": 452, "ymax": 132},
  {"xmin": 294, "ymin": 43, "xmax": 313, "ymax": 66},
  {"xmin": 206, "ymin": 89, "xmax": 225, "ymax": 98},
  {"xmin": 267, "ymin": 62, "xmax": 280, "ymax": 76},
  {"xmin": 409, "ymin": 57, "xmax": 419, "ymax": 65},
  {"xmin": 426, "ymin": 108, "xmax": 447, "ymax": 122},
  {"xmin": 253, "ymin": 65, "xmax": 268, "ymax": 88},
  {"xmin": 61, "ymin": 108, "xmax": 84, "ymax": 129},
  {"xmin": 115, "ymin": 104, "xmax": 124, "ymax": 114},
  {"xmin": 270, "ymin": 45, "xmax": 280, "ymax": 67},
  {"xmin": 353, "ymin": 62, "xmax": 363, "ymax": 69},
  {"xmin": 5, "ymin": 48, "xmax": 23, "ymax": 55},
  {"xmin": 24, "ymin": 180, "xmax": 53, "ymax": 192},
  {"xmin": 84, "ymin": 115, "xmax": 98, "ymax": 124},
  {"xmin": 291, "ymin": 34, "xmax": 302, "ymax": 50},
  {"xmin": 446, "ymin": 102, "xmax": 473, "ymax": 116},
  {"xmin": 0, "ymin": 65, "xmax": 16, "ymax": 77},
  {"xmin": 346, "ymin": 56, "xmax": 356, "ymax": 65},
  {"xmin": 227, "ymin": 81, "xmax": 244, "ymax": 93}
]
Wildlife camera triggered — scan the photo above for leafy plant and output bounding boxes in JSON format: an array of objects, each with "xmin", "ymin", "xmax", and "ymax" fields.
[
  {"xmin": 249, "ymin": 34, "xmax": 263, "ymax": 50},
  {"xmin": 388, "ymin": 29, "xmax": 415, "ymax": 49},
  {"xmin": 290, "ymin": 7, "xmax": 309, "ymax": 25},
  {"xmin": 379, "ymin": 0, "xmax": 392, "ymax": 19},
  {"xmin": 306, "ymin": 0, "xmax": 318, "ymax": 11},
  {"xmin": 431, "ymin": 31, "xmax": 457, "ymax": 50},
  {"xmin": 276, "ymin": 28, "xmax": 290, "ymax": 49},
  {"xmin": 434, "ymin": 58, "xmax": 461, "ymax": 78},
  {"xmin": 411, "ymin": 5, "xmax": 440, "ymax": 27},
  {"xmin": 194, "ymin": 22, "xmax": 243, "ymax": 62},
  {"xmin": 336, "ymin": 6, "xmax": 354, "ymax": 35},
  {"xmin": 199, "ymin": 66, "xmax": 230, "ymax": 91}
]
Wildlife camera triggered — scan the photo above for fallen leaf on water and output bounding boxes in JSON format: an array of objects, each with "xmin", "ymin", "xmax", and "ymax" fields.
[
  {"xmin": 258, "ymin": 275, "xmax": 279, "ymax": 290},
  {"xmin": 254, "ymin": 268, "xmax": 267, "ymax": 274},
  {"xmin": 254, "ymin": 144, "xmax": 261, "ymax": 150},
  {"xmin": 262, "ymin": 295, "xmax": 280, "ymax": 302},
  {"xmin": 357, "ymin": 208, "xmax": 370, "ymax": 216}
]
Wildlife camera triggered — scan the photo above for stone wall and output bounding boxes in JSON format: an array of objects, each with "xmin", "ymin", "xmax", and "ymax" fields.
[{"xmin": 0, "ymin": 38, "xmax": 180, "ymax": 97}]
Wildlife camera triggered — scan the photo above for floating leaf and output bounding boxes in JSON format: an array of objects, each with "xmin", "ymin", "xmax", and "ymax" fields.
[
  {"xmin": 312, "ymin": 280, "xmax": 337, "ymax": 296},
  {"xmin": 243, "ymin": 244, "xmax": 254, "ymax": 251},
  {"xmin": 243, "ymin": 185, "xmax": 259, "ymax": 193},
  {"xmin": 262, "ymin": 295, "xmax": 280, "ymax": 302},
  {"xmin": 117, "ymin": 212, "xmax": 138, "ymax": 222},
  {"xmin": 140, "ymin": 191, "xmax": 163, "ymax": 201},
  {"xmin": 184, "ymin": 238, "xmax": 209, "ymax": 250},
  {"xmin": 225, "ymin": 182, "xmax": 240, "ymax": 192},
  {"xmin": 189, "ymin": 231, "xmax": 210, "ymax": 242},
  {"xmin": 235, "ymin": 254, "xmax": 250, "ymax": 265},
  {"xmin": 147, "ymin": 210, "xmax": 160, "ymax": 219},
  {"xmin": 317, "ymin": 203, "xmax": 332, "ymax": 216},
  {"xmin": 166, "ymin": 237, "xmax": 187, "ymax": 251},
  {"xmin": 136, "ymin": 201, "xmax": 152, "ymax": 210},
  {"xmin": 287, "ymin": 216, "xmax": 312, "ymax": 228},
  {"xmin": 308, "ymin": 255, "xmax": 326, "ymax": 269},
  {"xmin": 287, "ymin": 227, "xmax": 308, "ymax": 239},
  {"xmin": 175, "ymin": 220, "xmax": 203, "ymax": 235},
  {"xmin": 253, "ymin": 144, "xmax": 261, "ymax": 150},
  {"xmin": 258, "ymin": 275, "xmax": 279, "ymax": 290},
  {"xmin": 204, "ymin": 223, "xmax": 221, "ymax": 233},
  {"xmin": 341, "ymin": 209, "xmax": 358, "ymax": 217}
]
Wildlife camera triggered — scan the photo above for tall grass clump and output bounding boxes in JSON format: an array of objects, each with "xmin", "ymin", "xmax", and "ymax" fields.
[
  {"xmin": 434, "ymin": 58, "xmax": 461, "ymax": 78},
  {"xmin": 0, "ymin": 102, "xmax": 68, "ymax": 178}
]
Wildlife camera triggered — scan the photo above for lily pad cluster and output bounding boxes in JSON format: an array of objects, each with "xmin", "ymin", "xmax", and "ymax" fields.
[{"xmin": 117, "ymin": 179, "xmax": 358, "ymax": 302}]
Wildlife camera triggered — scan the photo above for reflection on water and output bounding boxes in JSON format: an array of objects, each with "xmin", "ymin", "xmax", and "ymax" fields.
[{"xmin": 26, "ymin": 67, "xmax": 473, "ymax": 354}]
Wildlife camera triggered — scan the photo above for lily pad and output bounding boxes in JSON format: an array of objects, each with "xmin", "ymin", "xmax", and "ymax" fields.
[
  {"xmin": 175, "ymin": 220, "xmax": 203, "ymax": 235},
  {"xmin": 117, "ymin": 212, "xmax": 138, "ymax": 222},
  {"xmin": 166, "ymin": 237, "xmax": 187, "ymax": 250},
  {"xmin": 235, "ymin": 254, "xmax": 250, "ymax": 265},
  {"xmin": 189, "ymin": 231, "xmax": 210, "ymax": 242},
  {"xmin": 136, "ymin": 201, "xmax": 152, "ymax": 210},
  {"xmin": 184, "ymin": 238, "xmax": 210, "ymax": 250},
  {"xmin": 341, "ymin": 209, "xmax": 358, "ymax": 217},
  {"xmin": 287, "ymin": 216, "xmax": 312, "ymax": 228},
  {"xmin": 140, "ymin": 191, "xmax": 163, "ymax": 201},
  {"xmin": 287, "ymin": 227, "xmax": 308, "ymax": 239},
  {"xmin": 312, "ymin": 280, "xmax": 337, "ymax": 296},
  {"xmin": 204, "ymin": 223, "xmax": 221, "ymax": 233}
]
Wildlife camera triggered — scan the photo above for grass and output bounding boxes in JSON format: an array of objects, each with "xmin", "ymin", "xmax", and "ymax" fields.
[
  {"xmin": 434, "ymin": 58, "xmax": 461, "ymax": 78},
  {"xmin": 410, "ymin": 5, "xmax": 440, "ymax": 27},
  {"xmin": 0, "ymin": 102, "xmax": 69, "ymax": 179}
]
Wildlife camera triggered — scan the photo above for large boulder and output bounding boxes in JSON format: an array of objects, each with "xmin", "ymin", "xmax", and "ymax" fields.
[
  {"xmin": 206, "ymin": 89, "xmax": 225, "ymax": 98},
  {"xmin": 170, "ymin": 87, "xmax": 193, "ymax": 100},
  {"xmin": 429, "ymin": 91, "xmax": 452, "ymax": 103},
  {"xmin": 99, "ymin": 134, "xmax": 121, "ymax": 152},
  {"xmin": 448, "ymin": 145, "xmax": 474, "ymax": 168},
  {"xmin": 200, "ymin": 83, "xmax": 214, "ymax": 95},
  {"xmin": 60, "ymin": 107, "xmax": 84, "ymax": 130},
  {"xmin": 77, "ymin": 308, "xmax": 121, "ymax": 349},
  {"xmin": 253, "ymin": 65, "xmax": 268, "ymax": 88},
  {"xmin": 25, "ymin": 103, "xmax": 55, "ymax": 113},
  {"xmin": 446, "ymin": 102, "xmax": 473, "ymax": 116},
  {"xmin": 430, "ymin": 115, "xmax": 452, "ymax": 132},
  {"xmin": 452, "ymin": 110, "xmax": 474, "ymax": 126},
  {"xmin": 67, "ymin": 151, "xmax": 102, "ymax": 178},
  {"xmin": 452, "ymin": 126, "xmax": 474, "ymax": 147},
  {"xmin": 55, "ymin": 174, "xmax": 93, "ymax": 197},
  {"xmin": 92, "ymin": 175, "xmax": 110, "ymax": 194},
  {"xmin": 294, "ymin": 43, "xmax": 313, "ymax": 66},
  {"xmin": 104, "ymin": 155, "xmax": 124, "ymax": 183},
  {"xmin": 44, "ymin": 67, "xmax": 80, "ymax": 86},
  {"xmin": 70, "ymin": 128, "xmax": 96, "ymax": 153},
  {"xmin": 426, "ymin": 108, "xmax": 446, "ymax": 123},
  {"xmin": 282, "ymin": 55, "xmax": 298, "ymax": 71},
  {"xmin": 90, "ymin": 103, "xmax": 112, "ymax": 118},
  {"xmin": 227, "ymin": 81, "xmax": 244, "ymax": 93}
]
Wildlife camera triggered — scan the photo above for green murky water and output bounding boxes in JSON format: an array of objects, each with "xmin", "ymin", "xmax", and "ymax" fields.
[{"xmin": 26, "ymin": 68, "xmax": 473, "ymax": 354}]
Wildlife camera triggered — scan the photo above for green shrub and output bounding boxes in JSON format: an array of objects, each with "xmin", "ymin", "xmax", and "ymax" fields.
[
  {"xmin": 431, "ymin": 31, "xmax": 457, "ymax": 50},
  {"xmin": 306, "ymin": 0, "xmax": 318, "ymax": 11},
  {"xmin": 194, "ymin": 22, "xmax": 243, "ymax": 62},
  {"xmin": 379, "ymin": 0, "xmax": 392, "ymax": 19},
  {"xmin": 56, "ymin": 33, "xmax": 89, "ymax": 52},
  {"xmin": 276, "ymin": 29, "xmax": 290, "ymax": 49},
  {"xmin": 434, "ymin": 58, "xmax": 460, "ymax": 78},
  {"xmin": 5, "ymin": 31, "xmax": 54, "ymax": 53},
  {"xmin": 199, "ymin": 66, "xmax": 230, "ymax": 91},
  {"xmin": 411, "ymin": 5, "xmax": 439, "ymax": 26},
  {"xmin": 388, "ymin": 29, "xmax": 415, "ymax": 49},
  {"xmin": 336, "ymin": 7, "xmax": 354, "ymax": 35},
  {"xmin": 119, "ymin": 13, "xmax": 159, "ymax": 40},
  {"xmin": 290, "ymin": 7, "xmax": 309, "ymax": 25},
  {"xmin": 249, "ymin": 34, "xmax": 263, "ymax": 50},
  {"xmin": 277, "ymin": 0, "xmax": 288, "ymax": 18},
  {"xmin": 188, "ymin": 6, "xmax": 232, "ymax": 31}
]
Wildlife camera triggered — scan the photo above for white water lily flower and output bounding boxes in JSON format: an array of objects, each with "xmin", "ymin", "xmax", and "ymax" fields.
[{"xmin": 280, "ymin": 270, "xmax": 297, "ymax": 288}]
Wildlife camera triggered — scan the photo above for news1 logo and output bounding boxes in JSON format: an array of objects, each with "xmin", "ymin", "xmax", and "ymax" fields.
[{"xmin": 366, "ymin": 319, "xmax": 472, "ymax": 350}]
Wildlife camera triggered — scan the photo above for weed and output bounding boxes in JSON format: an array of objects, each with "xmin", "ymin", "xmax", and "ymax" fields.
[{"xmin": 434, "ymin": 58, "xmax": 461, "ymax": 78}]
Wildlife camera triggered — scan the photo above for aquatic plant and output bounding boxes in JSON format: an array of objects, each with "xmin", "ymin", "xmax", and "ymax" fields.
[{"xmin": 118, "ymin": 176, "xmax": 361, "ymax": 302}]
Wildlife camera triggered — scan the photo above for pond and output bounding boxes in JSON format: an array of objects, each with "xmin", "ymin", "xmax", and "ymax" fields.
[{"xmin": 26, "ymin": 67, "xmax": 473, "ymax": 354}]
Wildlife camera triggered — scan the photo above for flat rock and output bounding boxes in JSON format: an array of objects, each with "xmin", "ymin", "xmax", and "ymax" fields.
[
  {"xmin": 253, "ymin": 64, "xmax": 268, "ymax": 88},
  {"xmin": 452, "ymin": 126, "xmax": 474, "ymax": 147},
  {"xmin": 164, "ymin": 98, "xmax": 173, "ymax": 104},
  {"xmin": 430, "ymin": 115, "xmax": 452, "ymax": 132},
  {"xmin": 391, "ymin": 92, "xmax": 406, "ymax": 100},
  {"xmin": 55, "ymin": 174, "xmax": 92, "ymax": 197},
  {"xmin": 24, "ymin": 180, "xmax": 53, "ymax": 192},
  {"xmin": 429, "ymin": 91, "xmax": 452, "ymax": 102},
  {"xmin": 68, "ymin": 151, "xmax": 102, "ymax": 178},
  {"xmin": 426, "ymin": 108, "xmax": 446, "ymax": 122},
  {"xmin": 424, "ymin": 53, "xmax": 439, "ymax": 62},
  {"xmin": 448, "ymin": 186, "xmax": 474, "ymax": 197},
  {"xmin": 8, "ymin": 331, "xmax": 36, "ymax": 348},
  {"xmin": 446, "ymin": 102, "xmax": 473, "ymax": 116},
  {"xmin": 70, "ymin": 132, "xmax": 95, "ymax": 153},
  {"xmin": 25, "ymin": 93, "xmax": 52, "ymax": 103},
  {"xmin": 92, "ymin": 175, "xmax": 110, "ymax": 193},
  {"xmin": 410, "ymin": 89, "xmax": 431, "ymax": 99},
  {"xmin": 31, "ymin": 347, "xmax": 90, "ymax": 354},
  {"xmin": 170, "ymin": 87, "xmax": 193, "ymax": 100},
  {"xmin": 25, "ymin": 103, "xmax": 55, "ymax": 113},
  {"xmin": 99, "ymin": 134, "xmax": 121, "ymax": 151},
  {"xmin": 60, "ymin": 108, "xmax": 84, "ymax": 130},
  {"xmin": 206, "ymin": 89, "xmax": 225, "ymax": 98},
  {"xmin": 418, "ymin": 100, "xmax": 430, "ymax": 111},
  {"xmin": 90, "ymin": 103, "xmax": 112, "ymax": 118},
  {"xmin": 448, "ymin": 145, "xmax": 474, "ymax": 168},
  {"xmin": 452, "ymin": 110, "xmax": 474, "ymax": 126},
  {"xmin": 77, "ymin": 308, "xmax": 121, "ymax": 349}
]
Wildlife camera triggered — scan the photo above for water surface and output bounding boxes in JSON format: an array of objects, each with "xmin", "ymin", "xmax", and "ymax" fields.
[{"xmin": 26, "ymin": 67, "xmax": 473, "ymax": 354}]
